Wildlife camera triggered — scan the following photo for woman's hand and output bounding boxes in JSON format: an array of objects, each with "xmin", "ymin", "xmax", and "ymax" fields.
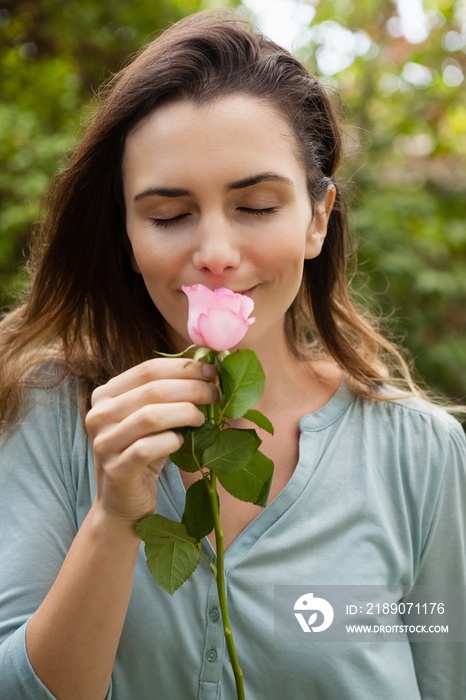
[
  {"xmin": 26, "ymin": 359, "xmax": 218, "ymax": 700},
  {"xmin": 85, "ymin": 358, "xmax": 218, "ymax": 525}
]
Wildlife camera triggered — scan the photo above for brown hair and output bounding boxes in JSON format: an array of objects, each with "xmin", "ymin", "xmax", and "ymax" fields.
[{"xmin": 0, "ymin": 9, "xmax": 422, "ymax": 428}]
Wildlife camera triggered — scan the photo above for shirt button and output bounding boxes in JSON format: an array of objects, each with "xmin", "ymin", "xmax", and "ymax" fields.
[
  {"xmin": 206, "ymin": 648, "xmax": 218, "ymax": 662},
  {"xmin": 209, "ymin": 607, "xmax": 220, "ymax": 622}
]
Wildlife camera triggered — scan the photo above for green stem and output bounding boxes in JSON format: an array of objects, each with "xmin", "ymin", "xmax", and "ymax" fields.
[
  {"xmin": 207, "ymin": 403, "xmax": 216, "ymax": 425},
  {"xmin": 206, "ymin": 471, "xmax": 245, "ymax": 700}
]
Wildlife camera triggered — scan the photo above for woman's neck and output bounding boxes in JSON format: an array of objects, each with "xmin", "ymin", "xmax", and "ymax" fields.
[{"xmin": 250, "ymin": 336, "xmax": 343, "ymax": 418}]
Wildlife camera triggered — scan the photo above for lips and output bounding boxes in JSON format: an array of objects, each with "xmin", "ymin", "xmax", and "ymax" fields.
[
  {"xmin": 235, "ymin": 286, "xmax": 257, "ymax": 296},
  {"xmin": 182, "ymin": 285, "xmax": 258, "ymax": 296}
]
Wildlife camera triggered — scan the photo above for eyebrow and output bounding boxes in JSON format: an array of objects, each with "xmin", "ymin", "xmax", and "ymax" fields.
[{"xmin": 133, "ymin": 172, "xmax": 293, "ymax": 202}]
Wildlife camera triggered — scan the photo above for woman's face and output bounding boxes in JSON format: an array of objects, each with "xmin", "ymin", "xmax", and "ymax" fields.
[{"xmin": 122, "ymin": 95, "xmax": 334, "ymax": 352}]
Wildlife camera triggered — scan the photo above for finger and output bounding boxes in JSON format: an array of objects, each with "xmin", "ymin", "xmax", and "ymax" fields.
[
  {"xmin": 120, "ymin": 431, "xmax": 185, "ymax": 478},
  {"xmin": 92, "ymin": 358, "xmax": 216, "ymax": 404},
  {"xmin": 87, "ymin": 377, "xmax": 218, "ymax": 430},
  {"xmin": 91, "ymin": 402, "xmax": 204, "ymax": 458}
]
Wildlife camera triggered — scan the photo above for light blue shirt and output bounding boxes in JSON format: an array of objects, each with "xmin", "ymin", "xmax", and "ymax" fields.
[{"xmin": 1, "ymin": 377, "xmax": 465, "ymax": 699}]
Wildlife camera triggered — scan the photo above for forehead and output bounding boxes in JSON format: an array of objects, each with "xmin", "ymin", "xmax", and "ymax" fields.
[{"xmin": 122, "ymin": 95, "xmax": 300, "ymax": 171}]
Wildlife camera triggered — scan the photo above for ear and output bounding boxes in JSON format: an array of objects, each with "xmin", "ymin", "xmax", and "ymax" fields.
[{"xmin": 305, "ymin": 185, "xmax": 336, "ymax": 260}]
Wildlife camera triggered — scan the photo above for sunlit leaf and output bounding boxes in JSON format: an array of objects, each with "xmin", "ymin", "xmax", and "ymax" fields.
[
  {"xmin": 219, "ymin": 349, "xmax": 265, "ymax": 419},
  {"xmin": 243, "ymin": 408, "xmax": 274, "ymax": 435}
]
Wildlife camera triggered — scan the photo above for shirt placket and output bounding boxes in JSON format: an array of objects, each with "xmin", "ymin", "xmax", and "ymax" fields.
[{"xmin": 198, "ymin": 576, "xmax": 226, "ymax": 700}]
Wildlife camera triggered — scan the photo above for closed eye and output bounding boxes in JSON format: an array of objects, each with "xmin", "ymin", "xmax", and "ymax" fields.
[
  {"xmin": 149, "ymin": 213, "xmax": 190, "ymax": 228},
  {"xmin": 237, "ymin": 207, "xmax": 278, "ymax": 216},
  {"xmin": 150, "ymin": 207, "xmax": 277, "ymax": 228}
]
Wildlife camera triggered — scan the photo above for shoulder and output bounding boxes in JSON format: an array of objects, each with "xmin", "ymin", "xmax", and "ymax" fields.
[
  {"xmin": 1, "ymin": 366, "xmax": 87, "ymax": 456},
  {"xmin": 0, "ymin": 369, "xmax": 92, "ymax": 514},
  {"xmin": 371, "ymin": 385, "xmax": 463, "ymax": 433},
  {"xmin": 353, "ymin": 385, "xmax": 466, "ymax": 470},
  {"xmin": 344, "ymin": 389, "xmax": 466, "ymax": 543}
]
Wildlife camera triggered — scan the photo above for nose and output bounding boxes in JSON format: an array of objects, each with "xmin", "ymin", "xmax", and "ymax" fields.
[{"xmin": 192, "ymin": 215, "xmax": 241, "ymax": 276}]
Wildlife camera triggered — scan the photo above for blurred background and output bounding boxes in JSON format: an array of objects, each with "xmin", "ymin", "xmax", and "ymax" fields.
[{"xmin": 1, "ymin": 0, "xmax": 465, "ymax": 401}]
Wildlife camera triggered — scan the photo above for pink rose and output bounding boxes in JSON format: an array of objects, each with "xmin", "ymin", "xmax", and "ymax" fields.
[{"xmin": 182, "ymin": 284, "xmax": 255, "ymax": 352}]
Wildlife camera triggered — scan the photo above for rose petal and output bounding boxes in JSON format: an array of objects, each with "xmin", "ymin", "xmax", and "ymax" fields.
[
  {"xmin": 182, "ymin": 284, "xmax": 255, "ymax": 349},
  {"xmin": 182, "ymin": 284, "xmax": 217, "ymax": 316},
  {"xmin": 182, "ymin": 285, "xmax": 216, "ymax": 344},
  {"xmin": 214, "ymin": 288, "xmax": 254, "ymax": 318},
  {"xmin": 197, "ymin": 308, "xmax": 254, "ymax": 351},
  {"xmin": 238, "ymin": 294, "xmax": 254, "ymax": 317}
]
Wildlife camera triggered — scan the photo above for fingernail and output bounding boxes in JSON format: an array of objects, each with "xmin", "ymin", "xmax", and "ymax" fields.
[
  {"xmin": 202, "ymin": 364, "xmax": 216, "ymax": 379},
  {"xmin": 211, "ymin": 385, "xmax": 220, "ymax": 403}
]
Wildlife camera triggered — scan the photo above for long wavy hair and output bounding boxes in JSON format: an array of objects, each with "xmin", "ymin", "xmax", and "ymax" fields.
[{"xmin": 0, "ymin": 9, "xmax": 422, "ymax": 428}]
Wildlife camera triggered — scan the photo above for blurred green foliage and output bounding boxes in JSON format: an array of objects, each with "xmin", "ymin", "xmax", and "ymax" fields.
[
  {"xmin": 0, "ymin": 0, "xmax": 226, "ymax": 298},
  {"xmin": 1, "ymin": 0, "xmax": 465, "ymax": 400},
  {"xmin": 295, "ymin": 0, "xmax": 466, "ymax": 401}
]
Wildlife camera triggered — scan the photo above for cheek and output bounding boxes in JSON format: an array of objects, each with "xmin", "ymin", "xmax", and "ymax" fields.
[
  {"xmin": 128, "ymin": 243, "xmax": 163, "ymax": 297},
  {"xmin": 128, "ymin": 232, "xmax": 175, "ymax": 281},
  {"xmin": 262, "ymin": 236, "xmax": 307, "ymax": 274}
]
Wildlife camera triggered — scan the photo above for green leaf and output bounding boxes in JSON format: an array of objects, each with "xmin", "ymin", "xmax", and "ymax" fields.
[
  {"xmin": 170, "ymin": 424, "xmax": 220, "ymax": 473},
  {"xmin": 136, "ymin": 514, "xmax": 201, "ymax": 595},
  {"xmin": 182, "ymin": 478, "xmax": 215, "ymax": 540},
  {"xmin": 217, "ymin": 450, "xmax": 274, "ymax": 506},
  {"xmin": 255, "ymin": 469, "xmax": 274, "ymax": 508},
  {"xmin": 136, "ymin": 513, "xmax": 197, "ymax": 545},
  {"xmin": 144, "ymin": 541, "xmax": 200, "ymax": 595},
  {"xmin": 243, "ymin": 409, "xmax": 274, "ymax": 435},
  {"xmin": 170, "ymin": 431, "xmax": 200, "ymax": 472},
  {"xmin": 202, "ymin": 428, "xmax": 261, "ymax": 474},
  {"xmin": 193, "ymin": 422, "xmax": 220, "ymax": 452},
  {"xmin": 219, "ymin": 349, "xmax": 265, "ymax": 419}
]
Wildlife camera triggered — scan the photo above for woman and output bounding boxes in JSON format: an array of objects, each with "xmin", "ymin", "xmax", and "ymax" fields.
[{"xmin": 0, "ymin": 10, "xmax": 464, "ymax": 700}]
